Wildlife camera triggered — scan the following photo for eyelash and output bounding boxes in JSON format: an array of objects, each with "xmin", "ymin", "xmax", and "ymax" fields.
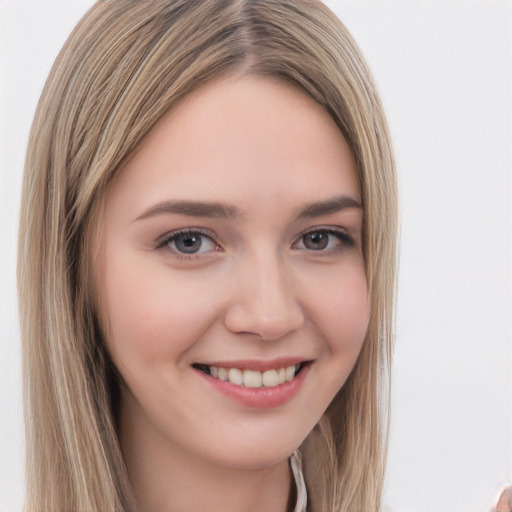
[
  {"xmin": 154, "ymin": 227, "xmax": 355, "ymax": 260},
  {"xmin": 293, "ymin": 228, "xmax": 355, "ymax": 252},
  {"xmin": 154, "ymin": 229, "xmax": 220, "ymax": 260}
]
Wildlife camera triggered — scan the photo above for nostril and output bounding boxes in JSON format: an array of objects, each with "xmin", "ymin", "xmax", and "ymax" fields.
[{"xmin": 223, "ymin": 298, "xmax": 305, "ymax": 341}]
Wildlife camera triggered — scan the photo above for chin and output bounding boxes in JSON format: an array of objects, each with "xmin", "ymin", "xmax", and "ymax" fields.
[
  {"xmin": 197, "ymin": 421, "xmax": 311, "ymax": 471},
  {"xmin": 212, "ymin": 445, "xmax": 297, "ymax": 471}
]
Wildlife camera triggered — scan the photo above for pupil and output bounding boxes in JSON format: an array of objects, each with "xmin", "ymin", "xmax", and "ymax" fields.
[
  {"xmin": 304, "ymin": 232, "xmax": 328, "ymax": 250},
  {"xmin": 175, "ymin": 234, "xmax": 202, "ymax": 253}
]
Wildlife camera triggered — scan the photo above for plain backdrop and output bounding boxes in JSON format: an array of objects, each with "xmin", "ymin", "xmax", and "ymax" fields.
[{"xmin": 1, "ymin": 1, "xmax": 510, "ymax": 511}]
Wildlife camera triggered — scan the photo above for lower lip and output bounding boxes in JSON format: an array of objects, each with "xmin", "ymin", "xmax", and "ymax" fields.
[{"xmin": 195, "ymin": 365, "xmax": 311, "ymax": 409}]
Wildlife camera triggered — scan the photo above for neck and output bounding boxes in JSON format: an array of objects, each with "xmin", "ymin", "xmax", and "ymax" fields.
[{"xmin": 119, "ymin": 401, "xmax": 293, "ymax": 512}]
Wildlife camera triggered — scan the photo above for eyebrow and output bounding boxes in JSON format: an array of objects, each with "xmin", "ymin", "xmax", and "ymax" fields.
[
  {"xmin": 296, "ymin": 195, "xmax": 362, "ymax": 218},
  {"xmin": 134, "ymin": 200, "xmax": 243, "ymax": 221},
  {"xmin": 134, "ymin": 195, "xmax": 361, "ymax": 222}
]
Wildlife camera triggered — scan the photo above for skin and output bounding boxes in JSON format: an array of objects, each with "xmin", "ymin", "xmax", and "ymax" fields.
[{"xmin": 98, "ymin": 76, "xmax": 369, "ymax": 512}]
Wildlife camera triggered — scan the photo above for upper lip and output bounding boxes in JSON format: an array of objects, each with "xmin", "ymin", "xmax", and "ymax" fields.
[{"xmin": 193, "ymin": 357, "xmax": 313, "ymax": 372}]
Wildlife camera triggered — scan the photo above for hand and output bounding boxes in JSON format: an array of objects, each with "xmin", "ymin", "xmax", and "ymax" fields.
[{"xmin": 493, "ymin": 485, "xmax": 512, "ymax": 512}]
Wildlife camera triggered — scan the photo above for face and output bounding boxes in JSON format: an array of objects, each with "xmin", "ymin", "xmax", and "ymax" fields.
[{"xmin": 98, "ymin": 76, "xmax": 368, "ymax": 470}]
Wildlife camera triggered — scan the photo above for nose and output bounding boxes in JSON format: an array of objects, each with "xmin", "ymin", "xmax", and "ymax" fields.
[{"xmin": 224, "ymin": 252, "xmax": 305, "ymax": 341}]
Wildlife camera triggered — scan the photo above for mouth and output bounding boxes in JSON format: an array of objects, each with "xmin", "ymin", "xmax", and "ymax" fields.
[{"xmin": 191, "ymin": 361, "xmax": 311, "ymax": 388}]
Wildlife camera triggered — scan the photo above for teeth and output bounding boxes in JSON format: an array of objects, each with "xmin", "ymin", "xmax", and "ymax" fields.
[
  {"xmin": 262, "ymin": 369, "xmax": 278, "ymax": 387},
  {"xmin": 228, "ymin": 368, "xmax": 243, "ymax": 385},
  {"xmin": 243, "ymin": 370, "xmax": 262, "ymax": 388},
  {"xmin": 285, "ymin": 365, "xmax": 296, "ymax": 382},
  {"xmin": 206, "ymin": 364, "xmax": 300, "ymax": 388},
  {"xmin": 217, "ymin": 367, "xmax": 229, "ymax": 381}
]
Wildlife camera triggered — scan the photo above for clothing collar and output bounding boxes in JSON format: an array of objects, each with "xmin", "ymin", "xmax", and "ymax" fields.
[{"xmin": 290, "ymin": 451, "xmax": 308, "ymax": 512}]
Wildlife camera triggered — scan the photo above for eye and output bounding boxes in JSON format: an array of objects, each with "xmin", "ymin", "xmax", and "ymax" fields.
[
  {"xmin": 294, "ymin": 229, "xmax": 354, "ymax": 252},
  {"xmin": 157, "ymin": 230, "xmax": 219, "ymax": 255}
]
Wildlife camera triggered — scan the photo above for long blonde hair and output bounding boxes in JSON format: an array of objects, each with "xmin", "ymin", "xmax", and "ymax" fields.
[{"xmin": 18, "ymin": 1, "xmax": 397, "ymax": 510}]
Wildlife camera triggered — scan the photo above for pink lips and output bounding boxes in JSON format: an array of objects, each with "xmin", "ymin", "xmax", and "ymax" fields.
[{"xmin": 193, "ymin": 359, "xmax": 312, "ymax": 409}]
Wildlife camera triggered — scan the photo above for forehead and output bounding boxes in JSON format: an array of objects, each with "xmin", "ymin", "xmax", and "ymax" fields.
[{"xmin": 106, "ymin": 76, "xmax": 360, "ymax": 219}]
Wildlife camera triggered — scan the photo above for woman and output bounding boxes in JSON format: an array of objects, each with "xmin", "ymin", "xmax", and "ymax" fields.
[{"xmin": 17, "ymin": 1, "xmax": 397, "ymax": 511}]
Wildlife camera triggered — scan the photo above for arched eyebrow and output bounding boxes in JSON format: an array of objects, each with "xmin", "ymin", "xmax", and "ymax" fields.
[
  {"xmin": 134, "ymin": 200, "xmax": 242, "ymax": 221},
  {"xmin": 133, "ymin": 195, "xmax": 361, "ymax": 222},
  {"xmin": 296, "ymin": 195, "xmax": 361, "ymax": 218}
]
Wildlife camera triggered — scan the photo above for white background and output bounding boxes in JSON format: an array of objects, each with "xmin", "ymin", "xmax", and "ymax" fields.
[{"xmin": 1, "ymin": 1, "xmax": 510, "ymax": 511}]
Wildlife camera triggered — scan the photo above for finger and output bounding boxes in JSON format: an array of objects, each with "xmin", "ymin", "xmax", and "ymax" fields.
[{"xmin": 493, "ymin": 485, "xmax": 512, "ymax": 512}]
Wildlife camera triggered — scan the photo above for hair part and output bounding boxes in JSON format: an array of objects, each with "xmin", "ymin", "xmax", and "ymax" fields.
[{"xmin": 18, "ymin": 1, "xmax": 397, "ymax": 510}]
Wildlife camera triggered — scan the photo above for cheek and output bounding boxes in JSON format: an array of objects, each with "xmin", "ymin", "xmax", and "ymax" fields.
[
  {"xmin": 315, "ymin": 273, "xmax": 369, "ymax": 411},
  {"xmin": 307, "ymin": 265, "xmax": 369, "ymax": 355},
  {"xmin": 100, "ymin": 251, "xmax": 216, "ymax": 370},
  {"xmin": 300, "ymin": 261, "xmax": 369, "ymax": 407},
  {"xmin": 332, "ymin": 277, "xmax": 369, "ymax": 350}
]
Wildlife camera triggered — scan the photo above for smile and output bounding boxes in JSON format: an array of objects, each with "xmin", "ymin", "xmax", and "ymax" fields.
[
  {"xmin": 192, "ymin": 360, "xmax": 313, "ymax": 408},
  {"xmin": 192, "ymin": 363, "xmax": 306, "ymax": 388}
]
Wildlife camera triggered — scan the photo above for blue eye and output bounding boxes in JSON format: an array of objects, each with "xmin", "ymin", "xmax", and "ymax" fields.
[
  {"xmin": 159, "ymin": 230, "xmax": 218, "ymax": 255},
  {"xmin": 295, "ymin": 229, "xmax": 354, "ymax": 251}
]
